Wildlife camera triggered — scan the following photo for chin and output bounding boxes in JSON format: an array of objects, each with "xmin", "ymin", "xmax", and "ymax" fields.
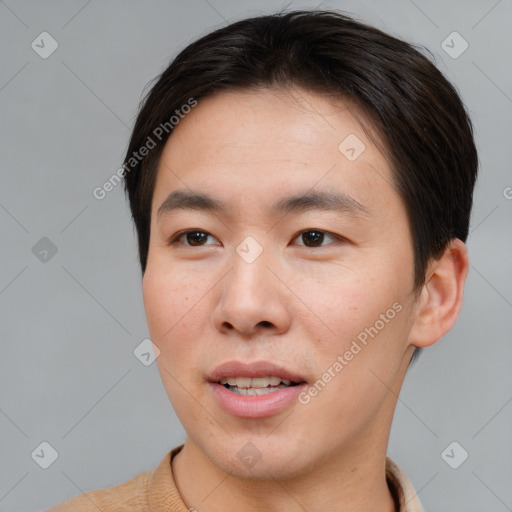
[{"xmin": 204, "ymin": 437, "xmax": 317, "ymax": 482}]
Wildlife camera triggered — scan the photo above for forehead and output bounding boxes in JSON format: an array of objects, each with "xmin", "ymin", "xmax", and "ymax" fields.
[{"xmin": 152, "ymin": 87, "xmax": 398, "ymax": 217}]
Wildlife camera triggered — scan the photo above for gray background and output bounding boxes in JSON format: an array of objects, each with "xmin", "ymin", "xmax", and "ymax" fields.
[{"xmin": 1, "ymin": 0, "xmax": 511, "ymax": 510}]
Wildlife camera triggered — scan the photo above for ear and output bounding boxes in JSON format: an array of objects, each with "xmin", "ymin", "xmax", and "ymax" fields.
[{"xmin": 408, "ymin": 239, "xmax": 469, "ymax": 348}]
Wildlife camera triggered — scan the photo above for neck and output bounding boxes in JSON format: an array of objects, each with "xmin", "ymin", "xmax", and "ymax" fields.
[{"xmin": 172, "ymin": 435, "xmax": 397, "ymax": 512}]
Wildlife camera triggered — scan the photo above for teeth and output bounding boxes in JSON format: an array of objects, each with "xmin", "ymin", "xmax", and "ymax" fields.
[
  {"xmin": 219, "ymin": 376, "xmax": 293, "ymax": 388},
  {"xmin": 230, "ymin": 376, "xmax": 251, "ymax": 387},
  {"xmin": 228, "ymin": 386, "xmax": 285, "ymax": 396}
]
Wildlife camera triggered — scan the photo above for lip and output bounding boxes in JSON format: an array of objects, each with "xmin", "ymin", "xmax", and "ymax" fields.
[
  {"xmin": 209, "ymin": 382, "xmax": 307, "ymax": 419},
  {"xmin": 207, "ymin": 360, "xmax": 308, "ymax": 419},
  {"xmin": 207, "ymin": 360, "xmax": 307, "ymax": 384}
]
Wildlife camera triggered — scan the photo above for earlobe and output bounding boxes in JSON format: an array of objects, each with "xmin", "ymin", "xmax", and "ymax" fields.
[{"xmin": 408, "ymin": 239, "xmax": 469, "ymax": 348}]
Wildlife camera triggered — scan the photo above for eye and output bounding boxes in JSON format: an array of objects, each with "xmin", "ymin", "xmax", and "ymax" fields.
[
  {"xmin": 171, "ymin": 230, "xmax": 218, "ymax": 247},
  {"xmin": 170, "ymin": 228, "xmax": 342, "ymax": 248},
  {"xmin": 293, "ymin": 229, "xmax": 341, "ymax": 248}
]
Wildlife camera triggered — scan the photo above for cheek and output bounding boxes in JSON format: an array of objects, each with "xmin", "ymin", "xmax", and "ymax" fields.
[
  {"xmin": 294, "ymin": 265, "xmax": 411, "ymax": 385},
  {"xmin": 142, "ymin": 265, "xmax": 210, "ymax": 412},
  {"xmin": 142, "ymin": 266, "xmax": 175, "ymax": 338},
  {"xmin": 292, "ymin": 270, "xmax": 392, "ymax": 341},
  {"xmin": 142, "ymin": 264, "xmax": 211, "ymax": 355}
]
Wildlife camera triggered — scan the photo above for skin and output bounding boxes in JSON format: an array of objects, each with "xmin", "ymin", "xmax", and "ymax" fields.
[{"xmin": 142, "ymin": 87, "xmax": 469, "ymax": 512}]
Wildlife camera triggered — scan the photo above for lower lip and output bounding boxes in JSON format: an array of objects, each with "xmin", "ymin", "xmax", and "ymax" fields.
[{"xmin": 209, "ymin": 382, "xmax": 307, "ymax": 419}]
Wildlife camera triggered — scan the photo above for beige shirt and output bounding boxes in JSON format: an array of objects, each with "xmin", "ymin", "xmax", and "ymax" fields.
[{"xmin": 45, "ymin": 445, "xmax": 425, "ymax": 511}]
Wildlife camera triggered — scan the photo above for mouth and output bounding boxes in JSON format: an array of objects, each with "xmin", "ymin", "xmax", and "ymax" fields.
[
  {"xmin": 207, "ymin": 360, "xmax": 308, "ymax": 390},
  {"xmin": 207, "ymin": 360, "xmax": 308, "ymax": 418},
  {"xmin": 218, "ymin": 376, "xmax": 304, "ymax": 396}
]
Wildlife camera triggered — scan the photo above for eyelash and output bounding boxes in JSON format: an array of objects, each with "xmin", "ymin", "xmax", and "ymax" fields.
[{"xmin": 169, "ymin": 229, "xmax": 344, "ymax": 248}]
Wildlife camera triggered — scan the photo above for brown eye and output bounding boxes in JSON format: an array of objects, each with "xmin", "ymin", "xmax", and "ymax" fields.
[
  {"xmin": 295, "ymin": 229, "xmax": 339, "ymax": 248},
  {"xmin": 173, "ymin": 230, "xmax": 217, "ymax": 247},
  {"xmin": 186, "ymin": 231, "xmax": 209, "ymax": 246},
  {"xmin": 302, "ymin": 230, "xmax": 324, "ymax": 247}
]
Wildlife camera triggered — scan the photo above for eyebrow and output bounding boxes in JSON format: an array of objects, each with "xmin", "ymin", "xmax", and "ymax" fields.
[{"xmin": 156, "ymin": 188, "xmax": 370, "ymax": 219}]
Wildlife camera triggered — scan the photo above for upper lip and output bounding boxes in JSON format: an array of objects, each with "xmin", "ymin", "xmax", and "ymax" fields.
[{"xmin": 207, "ymin": 360, "xmax": 307, "ymax": 383}]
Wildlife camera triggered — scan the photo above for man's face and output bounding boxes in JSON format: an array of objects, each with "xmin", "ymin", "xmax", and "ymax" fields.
[{"xmin": 143, "ymin": 88, "xmax": 419, "ymax": 479}]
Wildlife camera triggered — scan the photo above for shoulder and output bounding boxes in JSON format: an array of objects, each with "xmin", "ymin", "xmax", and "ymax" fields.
[{"xmin": 44, "ymin": 447, "xmax": 186, "ymax": 512}]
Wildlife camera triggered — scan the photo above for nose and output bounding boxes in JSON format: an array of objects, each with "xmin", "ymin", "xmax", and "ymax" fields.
[{"xmin": 212, "ymin": 246, "xmax": 292, "ymax": 337}]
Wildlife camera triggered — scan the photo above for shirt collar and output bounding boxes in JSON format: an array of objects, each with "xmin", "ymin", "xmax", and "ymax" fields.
[{"xmin": 386, "ymin": 456, "xmax": 425, "ymax": 512}]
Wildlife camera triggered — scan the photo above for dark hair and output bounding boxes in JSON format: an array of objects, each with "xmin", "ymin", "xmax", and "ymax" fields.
[{"xmin": 123, "ymin": 9, "xmax": 478, "ymax": 363}]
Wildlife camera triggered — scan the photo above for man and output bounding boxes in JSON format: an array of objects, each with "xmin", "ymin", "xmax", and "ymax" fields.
[{"xmin": 47, "ymin": 9, "xmax": 477, "ymax": 511}]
